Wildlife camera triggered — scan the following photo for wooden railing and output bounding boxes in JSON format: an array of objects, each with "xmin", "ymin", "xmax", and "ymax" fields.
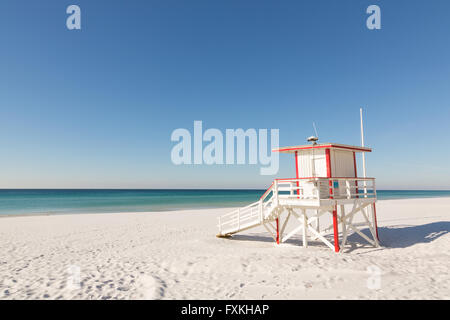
[
  {"xmin": 218, "ymin": 183, "xmax": 274, "ymax": 235},
  {"xmin": 273, "ymin": 177, "xmax": 376, "ymax": 201},
  {"xmin": 217, "ymin": 177, "xmax": 376, "ymax": 235}
]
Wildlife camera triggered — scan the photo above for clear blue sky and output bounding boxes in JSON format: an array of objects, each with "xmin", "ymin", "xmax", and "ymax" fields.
[{"xmin": 1, "ymin": 0, "xmax": 449, "ymax": 189}]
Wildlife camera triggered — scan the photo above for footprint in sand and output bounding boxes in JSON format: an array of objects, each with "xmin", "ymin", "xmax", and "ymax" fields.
[{"xmin": 135, "ymin": 274, "xmax": 165, "ymax": 300}]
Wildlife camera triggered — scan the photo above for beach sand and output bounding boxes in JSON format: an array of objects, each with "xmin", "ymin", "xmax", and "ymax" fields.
[{"xmin": 0, "ymin": 197, "xmax": 449, "ymax": 300}]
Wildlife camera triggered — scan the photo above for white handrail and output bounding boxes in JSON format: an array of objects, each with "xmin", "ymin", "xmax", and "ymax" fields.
[{"xmin": 218, "ymin": 177, "xmax": 377, "ymax": 235}]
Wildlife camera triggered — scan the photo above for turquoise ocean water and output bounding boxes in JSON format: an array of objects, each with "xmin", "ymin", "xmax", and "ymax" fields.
[{"xmin": 0, "ymin": 189, "xmax": 450, "ymax": 216}]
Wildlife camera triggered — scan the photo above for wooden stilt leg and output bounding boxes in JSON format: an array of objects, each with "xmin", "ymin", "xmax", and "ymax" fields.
[
  {"xmin": 276, "ymin": 218, "xmax": 280, "ymax": 244},
  {"xmin": 316, "ymin": 209, "xmax": 320, "ymax": 233},
  {"xmin": 372, "ymin": 203, "xmax": 380, "ymax": 243},
  {"xmin": 340, "ymin": 205, "xmax": 346, "ymax": 252},
  {"xmin": 302, "ymin": 209, "xmax": 308, "ymax": 248},
  {"xmin": 279, "ymin": 210, "xmax": 291, "ymax": 243},
  {"xmin": 332, "ymin": 207, "xmax": 340, "ymax": 252}
]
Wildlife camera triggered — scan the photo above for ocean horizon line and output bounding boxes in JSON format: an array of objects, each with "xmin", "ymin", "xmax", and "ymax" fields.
[
  {"xmin": 1, "ymin": 189, "xmax": 450, "ymax": 216},
  {"xmin": 1, "ymin": 188, "xmax": 450, "ymax": 191}
]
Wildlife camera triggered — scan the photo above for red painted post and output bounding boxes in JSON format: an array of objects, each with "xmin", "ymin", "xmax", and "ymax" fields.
[
  {"xmin": 295, "ymin": 151, "xmax": 300, "ymax": 198},
  {"xmin": 332, "ymin": 208, "xmax": 340, "ymax": 252},
  {"xmin": 326, "ymin": 148, "xmax": 340, "ymax": 252},
  {"xmin": 325, "ymin": 149, "xmax": 332, "ymax": 177},
  {"xmin": 276, "ymin": 218, "xmax": 280, "ymax": 244},
  {"xmin": 325, "ymin": 149, "xmax": 333, "ymax": 197}
]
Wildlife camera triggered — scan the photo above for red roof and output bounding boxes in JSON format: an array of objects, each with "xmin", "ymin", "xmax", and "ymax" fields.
[{"xmin": 273, "ymin": 143, "xmax": 372, "ymax": 154}]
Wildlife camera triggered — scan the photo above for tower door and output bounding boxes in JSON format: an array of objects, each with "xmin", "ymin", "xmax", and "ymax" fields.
[
  {"xmin": 312, "ymin": 152, "xmax": 327, "ymax": 177},
  {"xmin": 297, "ymin": 149, "xmax": 327, "ymax": 178}
]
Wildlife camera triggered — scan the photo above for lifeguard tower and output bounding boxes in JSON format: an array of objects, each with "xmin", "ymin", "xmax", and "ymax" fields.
[{"xmin": 217, "ymin": 125, "xmax": 380, "ymax": 252}]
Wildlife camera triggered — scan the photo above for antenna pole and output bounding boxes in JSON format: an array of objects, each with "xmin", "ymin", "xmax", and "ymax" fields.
[
  {"xmin": 360, "ymin": 108, "xmax": 379, "ymax": 244},
  {"xmin": 313, "ymin": 122, "xmax": 318, "ymax": 138},
  {"xmin": 360, "ymin": 108, "xmax": 367, "ymax": 179}
]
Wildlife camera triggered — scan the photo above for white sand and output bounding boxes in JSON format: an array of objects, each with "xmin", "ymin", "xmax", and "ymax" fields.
[{"xmin": 0, "ymin": 197, "xmax": 449, "ymax": 300}]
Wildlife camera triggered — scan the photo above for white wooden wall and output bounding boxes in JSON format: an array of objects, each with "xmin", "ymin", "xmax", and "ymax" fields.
[
  {"xmin": 297, "ymin": 149, "xmax": 327, "ymax": 177},
  {"xmin": 296, "ymin": 149, "xmax": 356, "ymax": 178},
  {"xmin": 331, "ymin": 149, "xmax": 356, "ymax": 177},
  {"xmin": 296, "ymin": 148, "xmax": 358, "ymax": 199},
  {"xmin": 331, "ymin": 149, "xmax": 357, "ymax": 198}
]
